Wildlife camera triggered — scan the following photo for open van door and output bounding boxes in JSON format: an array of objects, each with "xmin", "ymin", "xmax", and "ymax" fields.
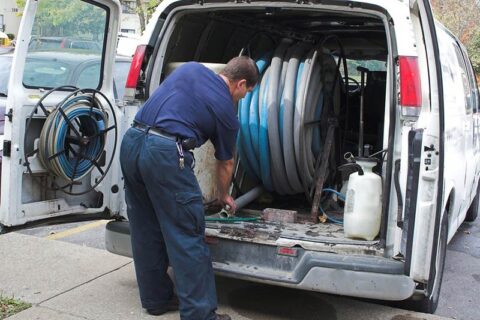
[
  {"xmin": 402, "ymin": 0, "xmax": 446, "ymax": 313},
  {"xmin": 0, "ymin": 0, "xmax": 122, "ymax": 232}
]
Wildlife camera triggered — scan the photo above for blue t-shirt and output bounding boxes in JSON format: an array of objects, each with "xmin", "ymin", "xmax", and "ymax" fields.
[{"xmin": 135, "ymin": 62, "xmax": 239, "ymax": 160}]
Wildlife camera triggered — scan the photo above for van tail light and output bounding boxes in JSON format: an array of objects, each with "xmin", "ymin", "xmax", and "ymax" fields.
[
  {"xmin": 124, "ymin": 45, "xmax": 147, "ymax": 101},
  {"xmin": 399, "ymin": 56, "xmax": 422, "ymax": 118}
]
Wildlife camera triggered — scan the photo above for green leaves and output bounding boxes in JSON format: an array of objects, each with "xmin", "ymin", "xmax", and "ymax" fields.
[
  {"xmin": 432, "ymin": 0, "xmax": 480, "ymax": 75},
  {"xmin": 28, "ymin": 0, "xmax": 106, "ymax": 40}
]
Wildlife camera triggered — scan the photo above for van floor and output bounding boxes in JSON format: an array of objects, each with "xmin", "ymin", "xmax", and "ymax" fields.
[{"xmin": 205, "ymin": 216, "xmax": 383, "ymax": 256}]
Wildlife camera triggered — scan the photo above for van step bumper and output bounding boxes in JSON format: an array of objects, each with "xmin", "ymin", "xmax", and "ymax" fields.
[{"xmin": 105, "ymin": 221, "xmax": 415, "ymax": 301}]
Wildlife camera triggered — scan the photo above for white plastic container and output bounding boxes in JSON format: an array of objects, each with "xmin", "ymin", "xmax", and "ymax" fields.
[{"xmin": 344, "ymin": 159, "xmax": 382, "ymax": 240}]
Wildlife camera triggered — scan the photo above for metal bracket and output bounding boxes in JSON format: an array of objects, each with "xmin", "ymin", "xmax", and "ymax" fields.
[{"xmin": 6, "ymin": 108, "xmax": 13, "ymax": 122}]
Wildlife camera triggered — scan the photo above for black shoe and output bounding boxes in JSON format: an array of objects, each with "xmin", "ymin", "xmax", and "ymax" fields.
[
  {"xmin": 146, "ymin": 297, "xmax": 179, "ymax": 316},
  {"xmin": 215, "ymin": 314, "xmax": 232, "ymax": 320}
]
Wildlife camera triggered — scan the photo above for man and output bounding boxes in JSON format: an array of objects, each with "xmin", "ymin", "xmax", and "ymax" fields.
[{"xmin": 119, "ymin": 56, "xmax": 258, "ymax": 320}]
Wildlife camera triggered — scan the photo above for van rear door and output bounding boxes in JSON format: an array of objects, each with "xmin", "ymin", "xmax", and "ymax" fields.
[
  {"xmin": 0, "ymin": 0, "xmax": 122, "ymax": 230},
  {"xmin": 404, "ymin": 0, "xmax": 449, "ymax": 312}
]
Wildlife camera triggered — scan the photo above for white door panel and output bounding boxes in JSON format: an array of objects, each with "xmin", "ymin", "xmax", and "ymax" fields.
[{"xmin": 0, "ymin": 0, "xmax": 122, "ymax": 228}]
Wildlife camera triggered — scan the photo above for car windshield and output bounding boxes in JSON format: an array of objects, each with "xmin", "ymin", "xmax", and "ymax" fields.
[{"xmin": 0, "ymin": 55, "xmax": 13, "ymax": 96}]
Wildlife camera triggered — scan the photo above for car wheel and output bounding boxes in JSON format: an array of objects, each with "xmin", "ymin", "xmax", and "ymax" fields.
[{"xmin": 465, "ymin": 182, "xmax": 479, "ymax": 222}]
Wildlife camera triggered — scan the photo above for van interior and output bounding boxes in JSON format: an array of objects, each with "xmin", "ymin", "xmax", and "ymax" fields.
[{"xmin": 154, "ymin": 8, "xmax": 391, "ymax": 253}]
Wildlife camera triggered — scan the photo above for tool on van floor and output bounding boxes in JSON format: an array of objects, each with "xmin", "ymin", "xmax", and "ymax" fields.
[{"xmin": 357, "ymin": 66, "xmax": 369, "ymax": 158}]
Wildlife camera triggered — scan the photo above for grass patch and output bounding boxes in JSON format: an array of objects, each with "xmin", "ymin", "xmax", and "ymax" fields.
[{"xmin": 0, "ymin": 295, "xmax": 31, "ymax": 319}]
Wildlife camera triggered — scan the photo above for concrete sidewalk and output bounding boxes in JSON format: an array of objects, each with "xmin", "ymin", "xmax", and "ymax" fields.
[{"xmin": 0, "ymin": 233, "xmax": 451, "ymax": 320}]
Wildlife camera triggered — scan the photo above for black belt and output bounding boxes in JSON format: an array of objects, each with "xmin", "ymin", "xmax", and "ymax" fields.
[
  {"xmin": 133, "ymin": 122, "xmax": 177, "ymax": 141},
  {"xmin": 132, "ymin": 122, "xmax": 196, "ymax": 150}
]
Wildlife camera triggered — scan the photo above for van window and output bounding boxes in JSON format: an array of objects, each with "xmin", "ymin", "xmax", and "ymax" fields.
[
  {"xmin": 23, "ymin": 0, "xmax": 107, "ymax": 90},
  {"xmin": 453, "ymin": 44, "xmax": 473, "ymax": 114},
  {"xmin": 341, "ymin": 59, "xmax": 387, "ymax": 81},
  {"xmin": 461, "ymin": 52, "xmax": 480, "ymax": 114}
]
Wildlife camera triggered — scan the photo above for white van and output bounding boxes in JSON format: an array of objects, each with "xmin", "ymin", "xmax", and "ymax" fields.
[{"xmin": 1, "ymin": 0, "xmax": 479, "ymax": 314}]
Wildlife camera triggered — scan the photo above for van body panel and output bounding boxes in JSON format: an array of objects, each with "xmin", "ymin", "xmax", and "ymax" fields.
[
  {"xmin": 0, "ymin": 0, "xmax": 122, "ymax": 227},
  {"xmin": 105, "ymin": 220, "xmax": 415, "ymax": 301}
]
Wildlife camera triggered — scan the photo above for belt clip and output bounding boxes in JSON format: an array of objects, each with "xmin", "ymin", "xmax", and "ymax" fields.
[{"xmin": 176, "ymin": 140, "xmax": 185, "ymax": 170}]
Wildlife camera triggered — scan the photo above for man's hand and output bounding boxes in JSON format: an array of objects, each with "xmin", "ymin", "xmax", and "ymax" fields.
[
  {"xmin": 215, "ymin": 159, "xmax": 236, "ymax": 214},
  {"xmin": 219, "ymin": 194, "xmax": 236, "ymax": 214}
]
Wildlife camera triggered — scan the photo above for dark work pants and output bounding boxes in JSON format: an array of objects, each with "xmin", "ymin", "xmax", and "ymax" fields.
[{"xmin": 119, "ymin": 127, "xmax": 217, "ymax": 320}]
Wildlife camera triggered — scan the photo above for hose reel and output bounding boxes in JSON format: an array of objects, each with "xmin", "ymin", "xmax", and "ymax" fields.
[
  {"xmin": 237, "ymin": 37, "xmax": 347, "ymax": 201},
  {"xmin": 24, "ymin": 86, "xmax": 118, "ymax": 195}
]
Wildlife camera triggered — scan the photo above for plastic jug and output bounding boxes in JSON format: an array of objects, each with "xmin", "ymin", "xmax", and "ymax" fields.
[{"xmin": 344, "ymin": 158, "xmax": 382, "ymax": 240}]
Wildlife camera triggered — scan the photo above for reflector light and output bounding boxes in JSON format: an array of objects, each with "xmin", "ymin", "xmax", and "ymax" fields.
[
  {"xmin": 125, "ymin": 45, "xmax": 147, "ymax": 89},
  {"xmin": 277, "ymin": 247, "xmax": 298, "ymax": 257},
  {"xmin": 399, "ymin": 56, "xmax": 422, "ymax": 108},
  {"xmin": 205, "ymin": 236, "xmax": 219, "ymax": 245}
]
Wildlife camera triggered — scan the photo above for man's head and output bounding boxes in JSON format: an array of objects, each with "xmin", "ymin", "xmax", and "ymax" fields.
[{"xmin": 219, "ymin": 56, "xmax": 259, "ymax": 103}]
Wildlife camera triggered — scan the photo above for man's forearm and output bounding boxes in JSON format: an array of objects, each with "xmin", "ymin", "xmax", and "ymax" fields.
[{"xmin": 215, "ymin": 159, "xmax": 234, "ymax": 200}]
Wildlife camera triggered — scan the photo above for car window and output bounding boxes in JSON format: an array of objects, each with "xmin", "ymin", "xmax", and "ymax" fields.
[
  {"xmin": 113, "ymin": 60, "xmax": 132, "ymax": 100},
  {"xmin": 0, "ymin": 55, "xmax": 12, "ymax": 96},
  {"xmin": 23, "ymin": 58, "xmax": 72, "ymax": 88},
  {"xmin": 76, "ymin": 63, "xmax": 101, "ymax": 89},
  {"xmin": 70, "ymin": 41, "xmax": 101, "ymax": 51},
  {"xmin": 29, "ymin": 39, "xmax": 63, "ymax": 50},
  {"xmin": 24, "ymin": 0, "xmax": 107, "ymax": 89}
]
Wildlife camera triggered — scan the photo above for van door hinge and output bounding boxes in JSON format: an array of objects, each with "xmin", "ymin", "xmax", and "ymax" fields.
[
  {"xmin": 6, "ymin": 109, "xmax": 13, "ymax": 122},
  {"xmin": 3, "ymin": 140, "xmax": 11, "ymax": 157}
]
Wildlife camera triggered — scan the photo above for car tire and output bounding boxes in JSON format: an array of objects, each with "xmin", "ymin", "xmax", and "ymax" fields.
[
  {"xmin": 465, "ymin": 182, "xmax": 479, "ymax": 222},
  {"xmin": 402, "ymin": 212, "xmax": 448, "ymax": 314}
]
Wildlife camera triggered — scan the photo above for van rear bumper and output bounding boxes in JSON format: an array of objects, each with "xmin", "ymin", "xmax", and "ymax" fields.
[{"xmin": 105, "ymin": 221, "xmax": 415, "ymax": 301}]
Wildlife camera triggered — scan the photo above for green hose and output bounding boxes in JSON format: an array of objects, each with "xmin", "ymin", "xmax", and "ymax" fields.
[{"xmin": 205, "ymin": 217, "xmax": 260, "ymax": 222}]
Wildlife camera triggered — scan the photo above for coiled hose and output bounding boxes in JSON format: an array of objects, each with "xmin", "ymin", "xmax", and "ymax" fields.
[
  {"xmin": 238, "ymin": 39, "xmax": 342, "ymax": 197},
  {"xmin": 24, "ymin": 87, "xmax": 118, "ymax": 195},
  {"xmin": 39, "ymin": 94, "xmax": 108, "ymax": 181}
]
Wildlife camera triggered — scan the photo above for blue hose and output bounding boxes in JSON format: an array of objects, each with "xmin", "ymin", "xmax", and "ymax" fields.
[
  {"xmin": 39, "ymin": 94, "xmax": 108, "ymax": 181},
  {"xmin": 238, "ymin": 55, "xmax": 271, "ymax": 180},
  {"xmin": 320, "ymin": 188, "xmax": 345, "ymax": 224}
]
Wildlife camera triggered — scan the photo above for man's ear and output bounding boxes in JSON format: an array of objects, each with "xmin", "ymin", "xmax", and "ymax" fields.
[{"xmin": 237, "ymin": 79, "xmax": 247, "ymax": 89}]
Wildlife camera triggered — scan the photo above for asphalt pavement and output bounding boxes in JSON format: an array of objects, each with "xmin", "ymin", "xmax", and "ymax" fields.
[{"xmin": 1, "ymin": 220, "xmax": 470, "ymax": 319}]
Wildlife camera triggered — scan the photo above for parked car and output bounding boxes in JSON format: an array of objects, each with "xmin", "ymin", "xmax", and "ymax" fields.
[
  {"xmin": 28, "ymin": 36, "xmax": 102, "ymax": 52},
  {"xmin": 3, "ymin": 0, "xmax": 479, "ymax": 316},
  {"xmin": 0, "ymin": 52, "xmax": 131, "ymax": 106}
]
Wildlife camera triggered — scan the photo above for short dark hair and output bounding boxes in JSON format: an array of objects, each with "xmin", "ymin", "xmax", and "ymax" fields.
[{"xmin": 220, "ymin": 56, "xmax": 259, "ymax": 88}]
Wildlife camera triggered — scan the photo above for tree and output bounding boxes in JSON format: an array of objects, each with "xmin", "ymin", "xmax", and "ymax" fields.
[
  {"xmin": 431, "ymin": 0, "xmax": 480, "ymax": 75},
  {"xmin": 120, "ymin": 0, "xmax": 160, "ymax": 32},
  {"xmin": 16, "ymin": 0, "xmax": 106, "ymax": 40},
  {"xmin": 135, "ymin": 0, "xmax": 147, "ymax": 32},
  {"xmin": 470, "ymin": 31, "xmax": 480, "ymax": 78}
]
